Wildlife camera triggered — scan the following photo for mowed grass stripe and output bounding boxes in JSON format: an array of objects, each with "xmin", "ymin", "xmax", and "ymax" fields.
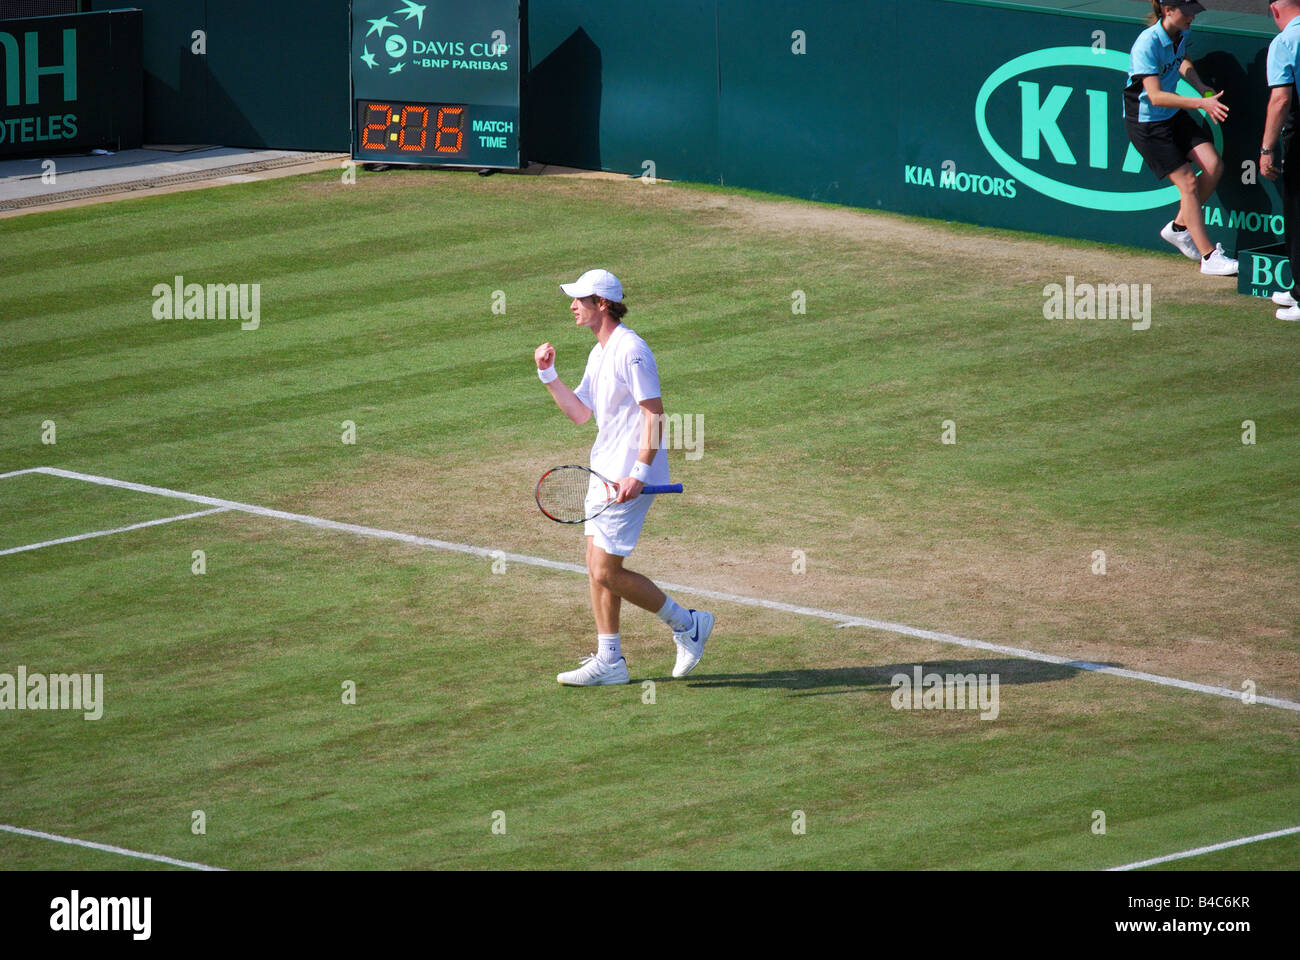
[
  {"xmin": 2, "ymin": 327, "xmax": 537, "ymax": 420},
  {"xmin": 0, "ymin": 233, "xmax": 563, "ymax": 351},
  {"xmin": 0, "ymin": 186, "xmax": 514, "ymax": 288},
  {"xmin": 0, "ymin": 181, "xmax": 664, "ymax": 337}
]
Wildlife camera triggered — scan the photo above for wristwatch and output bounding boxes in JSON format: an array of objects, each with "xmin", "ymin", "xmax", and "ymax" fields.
[{"xmin": 1261, "ymin": 147, "xmax": 1274, "ymax": 155}]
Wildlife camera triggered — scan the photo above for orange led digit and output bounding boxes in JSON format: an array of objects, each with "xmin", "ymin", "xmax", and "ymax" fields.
[
  {"xmin": 360, "ymin": 103, "xmax": 391, "ymax": 151},
  {"xmin": 434, "ymin": 107, "xmax": 465, "ymax": 153},
  {"xmin": 398, "ymin": 106, "xmax": 429, "ymax": 152}
]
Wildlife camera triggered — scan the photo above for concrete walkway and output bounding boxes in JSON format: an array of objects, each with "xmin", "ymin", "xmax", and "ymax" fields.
[
  {"xmin": 0, "ymin": 146, "xmax": 345, "ymax": 217},
  {"xmin": 0, "ymin": 145, "xmax": 640, "ymax": 218}
]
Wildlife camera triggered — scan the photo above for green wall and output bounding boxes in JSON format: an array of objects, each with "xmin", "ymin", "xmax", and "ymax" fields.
[
  {"xmin": 533, "ymin": 0, "xmax": 1282, "ymax": 255},
  {"xmin": 716, "ymin": 0, "xmax": 900, "ymax": 209},
  {"xmin": 86, "ymin": 0, "xmax": 1282, "ymax": 255},
  {"xmin": 527, "ymin": 0, "xmax": 719, "ymax": 182},
  {"xmin": 86, "ymin": 0, "xmax": 350, "ymax": 149}
]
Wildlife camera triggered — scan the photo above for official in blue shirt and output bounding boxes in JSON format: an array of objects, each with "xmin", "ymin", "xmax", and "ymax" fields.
[
  {"xmin": 1261, "ymin": 0, "xmax": 1300, "ymax": 320},
  {"xmin": 1124, "ymin": 1, "xmax": 1237, "ymax": 275}
]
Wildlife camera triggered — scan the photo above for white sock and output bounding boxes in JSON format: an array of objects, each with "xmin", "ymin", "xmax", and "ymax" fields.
[
  {"xmin": 597, "ymin": 633, "xmax": 622, "ymax": 664},
  {"xmin": 656, "ymin": 597, "xmax": 692, "ymax": 633}
]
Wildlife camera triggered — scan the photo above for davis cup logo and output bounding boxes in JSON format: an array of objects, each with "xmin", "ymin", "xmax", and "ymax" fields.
[
  {"xmin": 975, "ymin": 47, "xmax": 1224, "ymax": 212},
  {"xmin": 359, "ymin": 1, "xmax": 425, "ymax": 71}
]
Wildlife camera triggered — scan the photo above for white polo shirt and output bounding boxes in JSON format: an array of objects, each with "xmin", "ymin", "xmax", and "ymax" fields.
[{"xmin": 574, "ymin": 323, "xmax": 670, "ymax": 485}]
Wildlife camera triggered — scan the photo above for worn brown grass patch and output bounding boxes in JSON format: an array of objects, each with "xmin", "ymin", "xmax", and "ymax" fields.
[
  {"xmin": 279, "ymin": 449, "xmax": 1300, "ymax": 703},
  {"xmin": 283, "ymin": 168, "xmax": 1243, "ymax": 311}
]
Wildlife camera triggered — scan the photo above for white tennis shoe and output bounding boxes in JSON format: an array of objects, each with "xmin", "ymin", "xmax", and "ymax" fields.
[
  {"xmin": 1160, "ymin": 220, "xmax": 1201, "ymax": 260},
  {"xmin": 1276, "ymin": 305, "xmax": 1300, "ymax": 322},
  {"xmin": 557, "ymin": 655, "xmax": 629, "ymax": 686},
  {"xmin": 671, "ymin": 610, "xmax": 714, "ymax": 678},
  {"xmin": 1200, "ymin": 244, "xmax": 1238, "ymax": 276},
  {"xmin": 1272, "ymin": 290, "xmax": 1298, "ymax": 308}
]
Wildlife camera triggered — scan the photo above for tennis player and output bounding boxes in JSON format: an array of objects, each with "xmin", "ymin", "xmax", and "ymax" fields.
[
  {"xmin": 1124, "ymin": 1, "xmax": 1238, "ymax": 276},
  {"xmin": 534, "ymin": 269, "xmax": 714, "ymax": 686}
]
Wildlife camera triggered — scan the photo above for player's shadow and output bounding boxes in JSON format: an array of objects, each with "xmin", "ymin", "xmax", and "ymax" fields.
[{"xmin": 676, "ymin": 658, "xmax": 1112, "ymax": 697}]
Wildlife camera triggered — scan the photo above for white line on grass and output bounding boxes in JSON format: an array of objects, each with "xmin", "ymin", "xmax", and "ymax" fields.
[
  {"xmin": 12, "ymin": 466, "xmax": 1300, "ymax": 714},
  {"xmin": 1108, "ymin": 824, "xmax": 1300, "ymax": 871},
  {"xmin": 0, "ymin": 468, "xmax": 45, "ymax": 479},
  {"xmin": 0, "ymin": 823, "xmax": 225, "ymax": 871},
  {"xmin": 0, "ymin": 507, "xmax": 232, "ymax": 557}
]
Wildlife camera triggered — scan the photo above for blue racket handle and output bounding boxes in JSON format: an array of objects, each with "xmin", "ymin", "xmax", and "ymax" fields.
[{"xmin": 642, "ymin": 483, "xmax": 683, "ymax": 494}]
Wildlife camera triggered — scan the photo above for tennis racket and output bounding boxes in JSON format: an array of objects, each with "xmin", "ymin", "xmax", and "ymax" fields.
[{"xmin": 535, "ymin": 465, "xmax": 683, "ymax": 523}]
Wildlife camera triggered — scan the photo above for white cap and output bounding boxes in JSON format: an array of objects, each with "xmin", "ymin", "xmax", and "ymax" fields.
[{"xmin": 560, "ymin": 269, "xmax": 623, "ymax": 302}]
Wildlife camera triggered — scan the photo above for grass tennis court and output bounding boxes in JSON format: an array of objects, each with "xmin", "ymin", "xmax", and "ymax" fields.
[{"xmin": 1, "ymin": 168, "xmax": 1296, "ymax": 869}]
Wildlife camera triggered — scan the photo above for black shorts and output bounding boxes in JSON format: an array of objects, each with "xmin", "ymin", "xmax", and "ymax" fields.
[{"xmin": 1125, "ymin": 111, "xmax": 1212, "ymax": 180}]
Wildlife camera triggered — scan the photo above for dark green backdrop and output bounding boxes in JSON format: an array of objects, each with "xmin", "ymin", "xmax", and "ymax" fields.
[{"xmin": 82, "ymin": 0, "xmax": 1282, "ymax": 254}]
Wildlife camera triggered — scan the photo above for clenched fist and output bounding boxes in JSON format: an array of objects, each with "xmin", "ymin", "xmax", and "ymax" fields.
[{"xmin": 535, "ymin": 342, "xmax": 556, "ymax": 370}]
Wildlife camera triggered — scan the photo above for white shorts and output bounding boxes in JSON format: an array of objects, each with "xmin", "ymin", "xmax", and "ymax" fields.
[{"xmin": 585, "ymin": 479, "xmax": 655, "ymax": 557}]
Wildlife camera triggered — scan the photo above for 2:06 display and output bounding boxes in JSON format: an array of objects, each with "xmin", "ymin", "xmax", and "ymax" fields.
[{"xmin": 355, "ymin": 101, "xmax": 468, "ymax": 157}]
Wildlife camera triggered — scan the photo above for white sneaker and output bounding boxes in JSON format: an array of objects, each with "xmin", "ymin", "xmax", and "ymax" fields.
[
  {"xmin": 557, "ymin": 655, "xmax": 629, "ymax": 686},
  {"xmin": 1277, "ymin": 305, "xmax": 1300, "ymax": 321},
  {"xmin": 1272, "ymin": 290, "xmax": 1298, "ymax": 308},
  {"xmin": 1160, "ymin": 220, "xmax": 1201, "ymax": 260},
  {"xmin": 1199, "ymin": 244, "xmax": 1238, "ymax": 276},
  {"xmin": 671, "ymin": 610, "xmax": 714, "ymax": 678}
]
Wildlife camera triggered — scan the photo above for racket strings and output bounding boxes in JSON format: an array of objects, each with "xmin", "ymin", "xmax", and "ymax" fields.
[{"xmin": 536, "ymin": 468, "xmax": 598, "ymax": 523}]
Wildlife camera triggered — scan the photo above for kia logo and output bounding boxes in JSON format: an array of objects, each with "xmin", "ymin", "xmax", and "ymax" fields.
[{"xmin": 976, "ymin": 47, "xmax": 1223, "ymax": 212}]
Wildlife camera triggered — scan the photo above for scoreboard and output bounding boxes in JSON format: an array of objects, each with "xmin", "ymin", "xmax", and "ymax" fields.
[{"xmin": 349, "ymin": 0, "xmax": 524, "ymax": 169}]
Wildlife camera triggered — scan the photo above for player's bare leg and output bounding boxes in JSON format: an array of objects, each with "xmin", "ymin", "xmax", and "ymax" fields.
[
  {"xmin": 556, "ymin": 538, "xmax": 634, "ymax": 685},
  {"xmin": 586, "ymin": 539, "xmax": 666, "ymax": 620},
  {"xmin": 586, "ymin": 537, "xmax": 622, "ymax": 640},
  {"xmin": 585, "ymin": 538, "xmax": 714, "ymax": 679},
  {"xmin": 1167, "ymin": 163, "xmax": 1212, "ymax": 256},
  {"xmin": 1189, "ymin": 142, "xmax": 1223, "ymax": 202},
  {"xmin": 1169, "ymin": 156, "xmax": 1236, "ymax": 275}
]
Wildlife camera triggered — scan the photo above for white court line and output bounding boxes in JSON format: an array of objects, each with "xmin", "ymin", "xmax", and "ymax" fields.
[
  {"xmin": 1108, "ymin": 824, "xmax": 1300, "ymax": 871},
  {"xmin": 0, "ymin": 507, "xmax": 232, "ymax": 557},
  {"xmin": 9, "ymin": 465, "xmax": 1300, "ymax": 714},
  {"xmin": 0, "ymin": 823, "xmax": 225, "ymax": 871}
]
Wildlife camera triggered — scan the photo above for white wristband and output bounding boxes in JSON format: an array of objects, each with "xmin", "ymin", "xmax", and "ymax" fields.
[
  {"xmin": 630, "ymin": 460, "xmax": 652, "ymax": 483},
  {"xmin": 538, "ymin": 366, "xmax": 558, "ymax": 384}
]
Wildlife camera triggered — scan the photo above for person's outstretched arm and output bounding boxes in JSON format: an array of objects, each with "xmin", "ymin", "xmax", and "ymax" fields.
[{"xmin": 1143, "ymin": 74, "xmax": 1228, "ymax": 123}]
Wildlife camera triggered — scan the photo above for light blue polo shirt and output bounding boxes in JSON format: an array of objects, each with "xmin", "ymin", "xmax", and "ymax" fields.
[
  {"xmin": 1124, "ymin": 22, "xmax": 1188, "ymax": 122},
  {"xmin": 1266, "ymin": 16, "xmax": 1300, "ymax": 101}
]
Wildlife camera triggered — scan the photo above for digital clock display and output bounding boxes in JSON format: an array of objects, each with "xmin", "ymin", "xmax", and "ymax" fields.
[
  {"xmin": 357, "ymin": 102, "xmax": 463, "ymax": 156},
  {"xmin": 350, "ymin": 1, "xmax": 524, "ymax": 168}
]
